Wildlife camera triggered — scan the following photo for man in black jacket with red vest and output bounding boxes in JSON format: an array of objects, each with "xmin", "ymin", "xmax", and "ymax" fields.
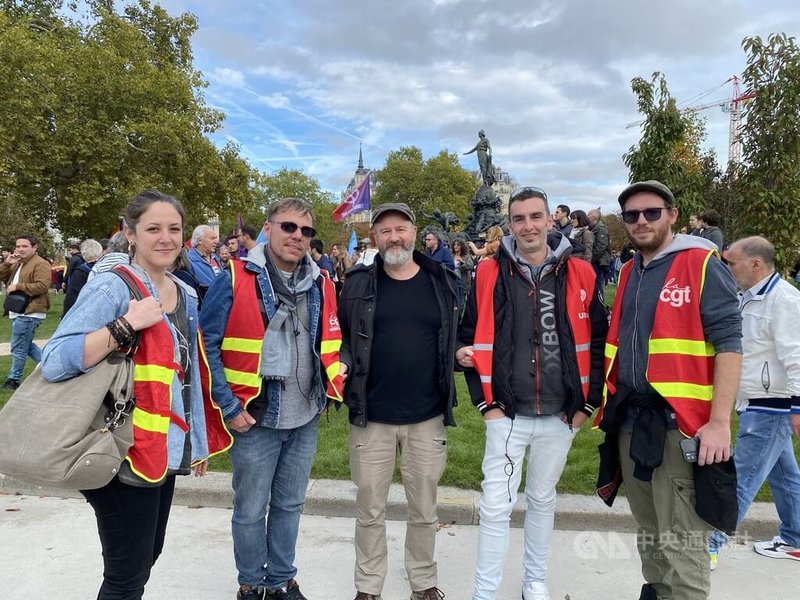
[{"xmin": 456, "ymin": 187, "xmax": 607, "ymax": 600}]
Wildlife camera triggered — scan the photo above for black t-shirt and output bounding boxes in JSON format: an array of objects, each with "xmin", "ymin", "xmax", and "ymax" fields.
[{"xmin": 366, "ymin": 267, "xmax": 443, "ymax": 424}]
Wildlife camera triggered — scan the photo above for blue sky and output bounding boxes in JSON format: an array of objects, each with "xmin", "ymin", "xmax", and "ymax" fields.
[{"xmin": 158, "ymin": 0, "xmax": 798, "ymax": 215}]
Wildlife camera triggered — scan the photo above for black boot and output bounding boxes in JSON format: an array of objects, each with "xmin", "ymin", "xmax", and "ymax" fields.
[
  {"xmin": 638, "ymin": 583, "xmax": 658, "ymax": 600},
  {"xmin": 2, "ymin": 379, "xmax": 20, "ymax": 390}
]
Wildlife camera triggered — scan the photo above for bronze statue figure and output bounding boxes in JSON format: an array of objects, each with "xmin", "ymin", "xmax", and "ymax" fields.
[{"xmin": 463, "ymin": 129, "xmax": 496, "ymax": 187}]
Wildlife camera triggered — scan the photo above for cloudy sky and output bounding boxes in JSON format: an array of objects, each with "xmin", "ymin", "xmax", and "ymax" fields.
[{"xmin": 158, "ymin": 0, "xmax": 798, "ymax": 215}]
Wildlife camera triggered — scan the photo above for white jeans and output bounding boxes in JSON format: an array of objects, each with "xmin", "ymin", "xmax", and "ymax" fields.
[{"xmin": 471, "ymin": 415, "xmax": 576, "ymax": 600}]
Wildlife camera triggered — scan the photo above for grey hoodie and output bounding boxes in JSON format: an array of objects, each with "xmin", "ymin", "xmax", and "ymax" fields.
[{"xmin": 615, "ymin": 234, "xmax": 742, "ymax": 395}]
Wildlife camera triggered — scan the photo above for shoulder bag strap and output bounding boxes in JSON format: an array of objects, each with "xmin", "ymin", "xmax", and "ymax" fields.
[{"xmin": 110, "ymin": 267, "xmax": 145, "ymax": 355}]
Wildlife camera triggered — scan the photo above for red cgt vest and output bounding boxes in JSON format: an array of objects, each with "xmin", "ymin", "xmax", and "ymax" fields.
[
  {"xmin": 595, "ymin": 248, "xmax": 717, "ymax": 437},
  {"xmin": 117, "ymin": 266, "xmax": 228, "ymax": 483},
  {"xmin": 471, "ymin": 257, "xmax": 596, "ymax": 407},
  {"xmin": 199, "ymin": 260, "xmax": 344, "ymax": 417}
]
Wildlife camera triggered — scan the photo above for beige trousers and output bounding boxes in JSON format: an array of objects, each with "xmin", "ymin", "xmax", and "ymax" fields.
[{"xmin": 349, "ymin": 416, "xmax": 447, "ymax": 595}]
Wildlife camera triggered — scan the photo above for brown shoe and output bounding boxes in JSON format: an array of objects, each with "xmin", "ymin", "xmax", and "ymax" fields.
[
  {"xmin": 410, "ymin": 588, "xmax": 445, "ymax": 600},
  {"xmin": 354, "ymin": 593, "xmax": 382, "ymax": 600}
]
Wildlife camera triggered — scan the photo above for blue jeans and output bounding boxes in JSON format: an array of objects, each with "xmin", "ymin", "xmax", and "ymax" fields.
[
  {"xmin": 9, "ymin": 316, "xmax": 43, "ymax": 381},
  {"xmin": 710, "ymin": 412, "xmax": 800, "ymax": 550},
  {"xmin": 230, "ymin": 415, "xmax": 320, "ymax": 588}
]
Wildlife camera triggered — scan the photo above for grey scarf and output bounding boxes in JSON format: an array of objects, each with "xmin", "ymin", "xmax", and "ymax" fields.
[{"xmin": 259, "ymin": 247, "xmax": 318, "ymax": 382}]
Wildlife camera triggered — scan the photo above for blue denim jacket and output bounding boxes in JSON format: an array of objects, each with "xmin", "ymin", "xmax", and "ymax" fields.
[
  {"xmin": 199, "ymin": 248, "xmax": 327, "ymax": 428},
  {"xmin": 41, "ymin": 266, "xmax": 212, "ymax": 468},
  {"xmin": 188, "ymin": 247, "xmax": 220, "ymax": 287}
]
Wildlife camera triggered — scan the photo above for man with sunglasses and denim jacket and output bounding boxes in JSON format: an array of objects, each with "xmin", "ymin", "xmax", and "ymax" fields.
[
  {"xmin": 595, "ymin": 180, "xmax": 742, "ymax": 600},
  {"xmin": 200, "ymin": 198, "xmax": 345, "ymax": 600},
  {"xmin": 456, "ymin": 187, "xmax": 608, "ymax": 600}
]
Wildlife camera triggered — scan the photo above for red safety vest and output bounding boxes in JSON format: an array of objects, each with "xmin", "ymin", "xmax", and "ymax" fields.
[
  {"xmin": 199, "ymin": 260, "xmax": 344, "ymax": 416},
  {"xmin": 117, "ymin": 266, "xmax": 228, "ymax": 483},
  {"xmin": 595, "ymin": 248, "xmax": 717, "ymax": 437},
  {"xmin": 471, "ymin": 257, "xmax": 596, "ymax": 407}
]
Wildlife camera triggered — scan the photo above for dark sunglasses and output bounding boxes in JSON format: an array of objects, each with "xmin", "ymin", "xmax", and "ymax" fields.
[
  {"xmin": 270, "ymin": 221, "xmax": 317, "ymax": 238},
  {"xmin": 510, "ymin": 186, "xmax": 548, "ymax": 202},
  {"xmin": 621, "ymin": 207, "xmax": 669, "ymax": 224}
]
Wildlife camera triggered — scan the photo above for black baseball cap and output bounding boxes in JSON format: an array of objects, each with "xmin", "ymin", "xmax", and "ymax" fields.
[{"xmin": 617, "ymin": 180, "xmax": 676, "ymax": 208}]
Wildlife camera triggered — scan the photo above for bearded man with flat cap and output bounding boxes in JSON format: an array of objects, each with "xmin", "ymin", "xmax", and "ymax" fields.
[
  {"xmin": 338, "ymin": 202, "xmax": 460, "ymax": 600},
  {"xmin": 595, "ymin": 180, "xmax": 742, "ymax": 600}
]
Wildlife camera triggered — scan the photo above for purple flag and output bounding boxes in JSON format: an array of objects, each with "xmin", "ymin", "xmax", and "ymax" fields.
[{"xmin": 332, "ymin": 174, "xmax": 371, "ymax": 222}]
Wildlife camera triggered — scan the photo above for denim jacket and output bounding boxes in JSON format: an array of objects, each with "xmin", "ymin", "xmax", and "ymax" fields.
[
  {"xmin": 199, "ymin": 247, "xmax": 328, "ymax": 428},
  {"xmin": 188, "ymin": 247, "xmax": 221, "ymax": 287},
  {"xmin": 41, "ymin": 266, "xmax": 212, "ymax": 468}
]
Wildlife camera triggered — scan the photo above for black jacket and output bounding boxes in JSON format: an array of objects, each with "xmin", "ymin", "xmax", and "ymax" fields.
[
  {"xmin": 458, "ymin": 234, "xmax": 608, "ymax": 422},
  {"xmin": 337, "ymin": 250, "xmax": 460, "ymax": 428}
]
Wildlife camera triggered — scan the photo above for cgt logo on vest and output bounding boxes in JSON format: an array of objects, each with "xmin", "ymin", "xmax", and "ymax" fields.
[
  {"xmin": 328, "ymin": 313, "xmax": 341, "ymax": 332},
  {"xmin": 659, "ymin": 278, "xmax": 691, "ymax": 307},
  {"xmin": 578, "ymin": 288, "xmax": 589, "ymax": 320}
]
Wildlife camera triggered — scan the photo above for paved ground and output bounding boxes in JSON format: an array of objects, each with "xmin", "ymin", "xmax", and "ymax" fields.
[
  {"xmin": 1, "ymin": 493, "xmax": 796, "ymax": 600},
  {"xmin": 0, "ymin": 339, "xmax": 49, "ymax": 356}
]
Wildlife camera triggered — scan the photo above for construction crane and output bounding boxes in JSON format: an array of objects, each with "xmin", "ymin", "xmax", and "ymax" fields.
[{"xmin": 625, "ymin": 76, "xmax": 757, "ymax": 165}]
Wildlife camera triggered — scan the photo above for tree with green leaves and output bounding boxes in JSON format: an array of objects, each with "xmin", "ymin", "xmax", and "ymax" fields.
[
  {"xmin": 737, "ymin": 33, "xmax": 800, "ymax": 271},
  {"xmin": 373, "ymin": 146, "xmax": 475, "ymax": 232},
  {"xmin": 623, "ymin": 72, "xmax": 719, "ymax": 223},
  {"xmin": 0, "ymin": 0, "xmax": 255, "ymax": 239}
]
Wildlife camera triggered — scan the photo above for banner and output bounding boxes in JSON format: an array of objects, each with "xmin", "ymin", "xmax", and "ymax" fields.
[{"xmin": 332, "ymin": 174, "xmax": 371, "ymax": 222}]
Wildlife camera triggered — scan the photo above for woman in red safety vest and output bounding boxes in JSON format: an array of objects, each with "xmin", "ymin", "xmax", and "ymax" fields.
[{"xmin": 41, "ymin": 190, "xmax": 228, "ymax": 600}]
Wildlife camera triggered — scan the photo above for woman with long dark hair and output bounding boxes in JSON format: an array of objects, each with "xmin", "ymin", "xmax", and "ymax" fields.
[
  {"xmin": 569, "ymin": 210, "xmax": 595, "ymax": 263},
  {"xmin": 451, "ymin": 238, "xmax": 475, "ymax": 301}
]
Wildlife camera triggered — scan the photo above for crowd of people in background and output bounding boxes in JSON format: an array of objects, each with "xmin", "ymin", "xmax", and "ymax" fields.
[{"xmin": 2, "ymin": 183, "xmax": 800, "ymax": 600}]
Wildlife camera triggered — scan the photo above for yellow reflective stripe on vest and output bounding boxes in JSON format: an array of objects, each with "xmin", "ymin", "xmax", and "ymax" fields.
[
  {"xmin": 649, "ymin": 338, "xmax": 714, "ymax": 357},
  {"xmin": 325, "ymin": 361, "xmax": 341, "ymax": 381},
  {"xmin": 221, "ymin": 337, "xmax": 262, "ymax": 353},
  {"xmin": 223, "ymin": 367, "xmax": 261, "ymax": 388},
  {"xmin": 650, "ymin": 381, "xmax": 714, "ymax": 401},
  {"xmin": 132, "ymin": 408, "xmax": 171, "ymax": 433},
  {"xmin": 134, "ymin": 364, "xmax": 175, "ymax": 386},
  {"xmin": 321, "ymin": 340, "xmax": 341, "ymax": 354}
]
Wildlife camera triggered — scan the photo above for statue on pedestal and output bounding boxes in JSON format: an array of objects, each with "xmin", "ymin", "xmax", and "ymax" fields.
[{"xmin": 463, "ymin": 130, "xmax": 496, "ymax": 187}]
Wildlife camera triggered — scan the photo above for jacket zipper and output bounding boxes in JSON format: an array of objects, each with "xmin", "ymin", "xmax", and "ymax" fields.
[
  {"xmin": 529, "ymin": 285, "xmax": 542, "ymax": 416},
  {"xmin": 631, "ymin": 263, "xmax": 644, "ymax": 391}
]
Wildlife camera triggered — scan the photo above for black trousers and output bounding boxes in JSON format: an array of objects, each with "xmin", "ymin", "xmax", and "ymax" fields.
[{"xmin": 81, "ymin": 475, "xmax": 176, "ymax": 600}]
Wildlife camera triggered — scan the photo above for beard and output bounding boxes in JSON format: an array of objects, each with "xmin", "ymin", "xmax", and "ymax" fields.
[
  {"xmin": 630, "ymin": 225, "xmax": 672, "ymax": 254},
  {"xmin": 381, "ymin": 243, "xmax": 413, "ymax": 267}
]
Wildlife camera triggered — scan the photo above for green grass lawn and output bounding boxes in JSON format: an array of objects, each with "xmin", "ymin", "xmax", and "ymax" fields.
[
  {"xmin": 2, "ymin": 284, "xmax": 797, "ymax": 503},
  {"xmin": 0, "ymin": 291, "xmax": 64, "ymax": 343}
]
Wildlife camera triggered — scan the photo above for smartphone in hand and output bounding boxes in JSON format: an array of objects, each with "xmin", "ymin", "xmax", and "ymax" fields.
[{"xmin": 680, "ymin": 437, "xmax": 700, "ymax": 463}]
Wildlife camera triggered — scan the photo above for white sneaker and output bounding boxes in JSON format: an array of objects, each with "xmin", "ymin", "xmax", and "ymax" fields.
[
  {"xmin": 753, "ymin": 535, "xmax": 800, "ymax": 561},
  {"xmin": 521, "ymin": 581, "xmax": 550, "ymax": 600}
]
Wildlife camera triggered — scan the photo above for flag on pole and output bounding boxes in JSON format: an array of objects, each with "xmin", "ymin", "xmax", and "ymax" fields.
[
  {"xmin": 347, "ymin": 229, "xmax": 358, "ymax": 259},
  {"xmin": 332, "ymin": 174, "xmax": 371, "ymax": 222}
]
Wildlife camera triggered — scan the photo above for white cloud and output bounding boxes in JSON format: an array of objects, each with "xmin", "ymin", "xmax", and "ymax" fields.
[
  {"xmin": 209, "ymin": 67, "xmax": 247, "ymax": 88},
  {"xmin": 178, "ymin": 0, "xmax": 798, "ymax": 215}
]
